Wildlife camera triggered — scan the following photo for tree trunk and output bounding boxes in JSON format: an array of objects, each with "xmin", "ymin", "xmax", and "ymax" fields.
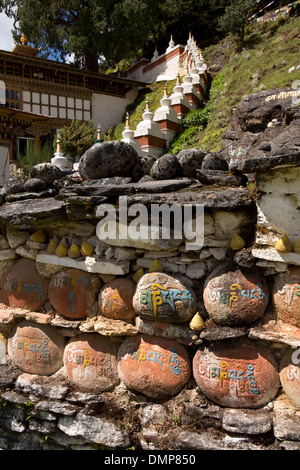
[{"xmin": 83, "ymin": 52, "xmax": 99, "ymax": 72}]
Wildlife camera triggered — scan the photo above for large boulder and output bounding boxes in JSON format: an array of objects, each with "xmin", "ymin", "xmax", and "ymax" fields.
[
  {"xmin": 30, "ymin": 163, "xmax": 64, "ymax": 185},
  {"xmin": 220, "ymin": 88, "xmax": 300, "ymax": 173},
  {"xmin": 150, "ymin": 154, "xmax": 182, "ymax": 180},
  {"xmin": 176, "ymin": 148, "xmax": 207, "ymax": 178},
  {"xmin": 78, "ymin": 141, "xmax": 138, "ymax": 180}
]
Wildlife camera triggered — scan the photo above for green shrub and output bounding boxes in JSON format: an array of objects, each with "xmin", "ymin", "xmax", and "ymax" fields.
[
  {"xmin": 57, "ymin": 119, "xmax": 96, "ymax": 160},
  {"xmin": 181, "ymin": 107, "xmax": 212, "ymax": 130}
]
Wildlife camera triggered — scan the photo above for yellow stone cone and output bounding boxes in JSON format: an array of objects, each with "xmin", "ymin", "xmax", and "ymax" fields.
[
  {"xmin": 132, "ymin": 268, "xmax": 145, "ymax": 283},
  {"xmin": 80, "ymin": 241, "xmax": 94, "ymax": 256},
  {"xmin": 294, "ymin": 238, "xmax": 300, "ymax": 254},
  {"xmin": 189, "ymin": 312, "xmax": 205, "ymax": 331},
  {"xmin": 47, "ymin": 239, "xmax": 58, "ymax": 255},
  {"xmin": 68, "ymin": 243, "xmax": 81, "ymax": 259},
  {"xmin": 32, "ymin": 228, "xmax": 46, "ymax": 243},
  {"xmin": 148, "ymin": 259, "xmax": 163, "ymax": 273},
  {"xmin": 230, "ymin": 233, "xmax": 246, "ymax": 250},
  {"xmin": 55, "ymin": 243, "xmax": 68, "ymax": 258},
  {"xmin": 275, "ymin": 235, "xmax": 293, "ymax": 253}
]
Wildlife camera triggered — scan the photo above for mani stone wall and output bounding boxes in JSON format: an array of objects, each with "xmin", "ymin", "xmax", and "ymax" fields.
[{"xmin": 0, "ymin": 88, "xmax": 299, "ymax": 451}]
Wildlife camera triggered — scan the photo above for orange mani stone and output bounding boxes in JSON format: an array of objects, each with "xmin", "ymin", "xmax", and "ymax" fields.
[
  {"xmin": 280, "ymin": 347, "xmax": 300, "ymax": 408},
  {"xmin": 118, "ymin": 335, "xmax": 191, "ymax": 398},
  {"xmin": 272, "ymin": 267, "xmax": 300, "ymax": 328},
  {"xmin": 99, "ymin": 278, "xmax": 136, "ymax": 320},
  {"xmin": 48, "ymin": 269, "xmax": 97, "ymax": 319},
  {"xmin": 0, "ymin": 258, "xmax": 49, "ymax": 311},
  {"xmin": 203, "ymin": 262, "xmax": 269, "ymax": 326},
  {"xmin": 64, "ymin": 333, "xmax": 120, "ymax": 392},
  {"xmin": 193, "ymin": 339, "xmax": 280, "ymax": 409},
  {"xmin": 133, "ymin": 272, "xmax": 196, "ymax": 323},
  {"xmin": 8, "ymin": 321, "xmax": 65, "ymax": 376}
]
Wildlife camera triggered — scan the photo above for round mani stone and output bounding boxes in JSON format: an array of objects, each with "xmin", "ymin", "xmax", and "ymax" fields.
[
  {"xmin": 0, "ymin": 258, "xmax": 49, "ymax": 311},
  {"xmin": 48, "ymin": 269, "xmax": 97, "ymax": 319},
  {"xmin": 203, "ymin": 262, "xmax": 269, "ymax": 326},
  {"xmin": 118, "ymin": 335, "xmax": 191, "ymax": 398},
  {"xmin": 279, "ymin": 347, "xmax": 300, "ymax": 408},
  {"xmin": 99, "ymin": 278, "xmax": 136, "ymax": 320},
  {"xmin": 193, "ymin": 339, "xmax": 279, "ymax": 408},
  {"xmin": 272, "ymin": 267, "xmax": 300, "ymax": 327},
  {"xmin": 64, "ymin": 333, "xmax": 119, "ymax": 392},
  {"xmin": 8, "ymin": 321, "xmax": 65, "ymax": 376},
  {"xmin": 133, "ymin": 272, "xmax": 196, "ymax": 323}
]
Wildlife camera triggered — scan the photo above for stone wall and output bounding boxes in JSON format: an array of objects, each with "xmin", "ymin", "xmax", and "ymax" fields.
[{"xmin": 0, "ymin": 87, "xmax": 299, "ymax": 452}]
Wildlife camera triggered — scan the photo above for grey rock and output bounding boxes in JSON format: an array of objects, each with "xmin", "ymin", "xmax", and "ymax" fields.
[
  {"xmin": 222, "ymin": 409, "xmax": 272, "ymax": 434},
  {"xmin": 23, "ymin": 178, "xmax": 47, "ymax": 192},
  {"xmin": 30, "ymin": 163, "xmax": 64, "ymax": 185},
  {"xmin": 58, "ymin": 412, "xmax": 130, "ymax": 448},
  {"xmin": 201, "ymin": 152, "xmax": 228, "ymax": 171},
  {"xmin": 0, "ymin": 197, "xmax": 66, "ymax": 230},
  {"xmin": 78, "ymin": 140, "xmax": 138, "ymax": 180},
  {"xmin": 0, "ymin": 178, "xmax": 24, "ymax": 197},
  {"xmin": 36, "ymin": 400, "xmax": 78, "ymax": 416},
  {"xmin": 176, "ymin": 148, "xmax": 207, "ymax": 177},
  {"xmin": 126, "ymin": 187, "xmax": 254, "ymax": 210},
  {"xmin": 150, "ymin": 154, "xmax": 182, "ymax": 180},
  {"xmin": 196, "ymin": 169, "xmax": 244, "ymax": 186},
  {"xmin": 5, "ymin": 189, "xmax": 57, "ymax": 202},
  {"xmin": 223, "ymin": 88, "xmax": 300, "ymax": 173}
]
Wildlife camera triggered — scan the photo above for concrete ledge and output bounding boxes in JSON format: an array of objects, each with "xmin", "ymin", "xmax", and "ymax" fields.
[{"xmin": 36, "ymin": 252, "xmax": 129, "ymax": 275}]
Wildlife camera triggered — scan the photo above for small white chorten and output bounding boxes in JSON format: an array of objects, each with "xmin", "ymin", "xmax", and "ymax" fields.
[
  {"xmin": 122, "ymin": 113, "xmax": 146, "ymax": 157},
  {"xmin": 154, "ymin": 86, "xmax": 181, "ymax": 146},
  {"xmin": 51, "ymin": 135, "xmax": 68, "ymax": 170},
  {"xmin": 134, "ymin": 100, "xmax": 166, "ymax": 157}
]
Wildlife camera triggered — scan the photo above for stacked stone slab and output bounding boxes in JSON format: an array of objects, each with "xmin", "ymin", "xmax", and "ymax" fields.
[{"xmin": 0, "ymin": 87, "xmax": 299, "ymax": 449}]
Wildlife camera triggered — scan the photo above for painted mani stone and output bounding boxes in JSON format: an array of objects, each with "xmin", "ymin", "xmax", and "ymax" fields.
[
  {"xmin": 203, "ymin": 262, "xmax": 269, "ymax": 326},
  {"xmin": 279, "ymin": 348, "xmax": 300, "ymax": 408},
  {"xmin": 132, "ymin": 273, "xmax": 196, "ymax": 323},
  {"xmin": 99, "ymin": 278, "xmax": 136, "ymax": 320},
  {"xmin": 118, "ymin": 335, "xmax": 191, "ymax": 398},
  {"xmin": 8, "ymin": 321, "xmax": 65, "ymax": 375},
  {"xmin": 48, "ymin": 269, "xmax": 97, "ymax": 319},
  {"xmin": 0, "ymin": 258, "xmax": 49, "ymax": 311},
  {"xmin": 63, "ymin": 333, "xmax": 119, "ymax": 392},
  {"xmin": 272, "ymin": 267, "xmax": 300, "ymax": 327},
  {"xmin": 193, "ymin": 340, "xmax": 279, "ymax": 408}
]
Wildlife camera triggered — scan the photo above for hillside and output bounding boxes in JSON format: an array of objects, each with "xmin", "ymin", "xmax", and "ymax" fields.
[{"xmin": 108, "ymin": 14, "xmax": 300, "ymax": 154}]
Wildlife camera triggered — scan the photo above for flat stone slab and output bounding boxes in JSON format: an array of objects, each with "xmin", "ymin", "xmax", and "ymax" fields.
[
  {"xmin": 36, "ymin": 252, "xmax": 129, "ymax": 275},
  {"xmin": 249, "ymin": 320, "xmax": 300, "ymax": 346},
  {"xmin": 252, "ymin": 248, "xmax": 300, "ymax": 266},
  {"xmin": 0, "ymin": 198, "xmax": 66, "ymax": 229},
  {"xmin": 125, "ymin": 187, "xmax": 254, "ymax": 209},
  {"xmin": 59, "ymin": 178, "xmax": 194, "ymax": 199}
]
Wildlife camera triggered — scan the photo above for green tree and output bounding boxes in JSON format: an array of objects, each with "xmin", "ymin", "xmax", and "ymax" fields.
[
  {"xmin": 57, "ymin": 119, "xmax": 96, "ymax": 160},
  {"xmin": 218, "ymin": 0, "xmax": 257, "ymax": 45},
  {"xmin": 0, "ymin": 0, "xmax": 164, "ymax": 71}
]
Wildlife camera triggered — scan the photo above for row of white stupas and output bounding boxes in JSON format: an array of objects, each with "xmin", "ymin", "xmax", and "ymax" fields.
[
  {"xmin": 124, "ymin": 32, "xmax": 207, "ymax": 84},
  {"xmin": 122, "ymin": 53, "xmax": 208, "ymax": 157}
]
